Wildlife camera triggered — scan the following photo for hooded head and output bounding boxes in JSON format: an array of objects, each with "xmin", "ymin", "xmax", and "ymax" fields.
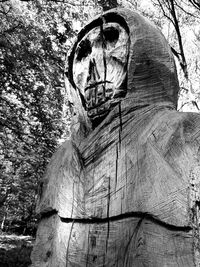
[{"xmin": 67, "ymin": 8, "xmax": 179, "ymax": 129}]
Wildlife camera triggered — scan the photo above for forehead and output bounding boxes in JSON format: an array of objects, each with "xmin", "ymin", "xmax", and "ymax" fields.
[
  {"xmin": 77, "ymin": 12, "xmax": 130, "ymax": 41},
  {"xmin": 78, "ymin": 22, "xmax": 125, "ymax": 43}
]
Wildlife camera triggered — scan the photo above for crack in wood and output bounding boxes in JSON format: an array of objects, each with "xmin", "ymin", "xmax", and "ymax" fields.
[
  {"xmin": 86, "ymin": 224, "xmax": 90, "ymax": 267},
  {"xmin": 105, "ymin": 173, "xmax": 111, "ymax": 256},
  {"xmin": 59, "ymin": 212, "xmax": 192, "ymax": 232},
  {"xmin": 123, "ymin": 217, "xmax": 144, "ymax": 266},
  {"xmin": 115, "ymin": 143, "xmax": 118, "ymax": 191},
  {"xmin": 70, "ymin": 182, "xmax": 75, "ymax": 218},
  {"xmin": 66, "ymin": 220, "xmax": 75, "ymax": 267},
  {"xmin": 118, "ymin": 101, "xmax": 123, "ymax": 133},
  {"xmin": 100, "ymin": 22, "xmax": 107, "ymax": 88},
  {"xmin": 118, "ymin": 101, "xmax": 122, "ymax": 151},
  {"xmin": 40, "ymin": 209, "xmax": 57, "ymax": 220}
]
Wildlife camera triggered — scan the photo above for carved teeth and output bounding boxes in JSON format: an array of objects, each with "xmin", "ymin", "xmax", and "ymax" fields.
[
  {"xmin": 97, "ymin": 106, "xmax": 104, "ymax": 112},
  {"xmin": 105, "ymin": 88, "xmax": 113, "ymax": 98},
  {"xmin": 86, "ymin": 86, "xmax": 113, "ymax": 108},
  {"xmin": 85, "ymin": 84, "xmax": 115, "ymax": 120},
  {"xmin": 85, "ymin": 90, "xmax": 90, "ymax": 101},
  {"xmin": 87, "ymin": 98, "xmax": 111, "ymax": 120},
  {"xmin": 88, "ymin": 108, "xmax": 97, "ymax": 117}
]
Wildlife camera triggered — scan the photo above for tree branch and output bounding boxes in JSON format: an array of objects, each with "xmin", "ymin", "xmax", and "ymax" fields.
[
  {"xmin": 156, "ymin": 0, "xmax": 174, "ymax": 24},
  {"xmin": 169, "ymin": 0, "xmax": 188, "ymax": 78},
  {"xmin": 156, "ymin": 0, "xmax": 188, "ymax": 79},
  {"xmin": 174, "ymin": 0, "xmax": 200, "ymax": 19},
  {"xmin": 188, "ymin": 0, "xmax": 200, "ymax": 11}
]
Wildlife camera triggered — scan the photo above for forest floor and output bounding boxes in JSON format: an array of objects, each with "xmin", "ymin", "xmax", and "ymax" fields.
[{"xmin": 0, "ymin": 234, "xmax": 34, "ymax": 267}]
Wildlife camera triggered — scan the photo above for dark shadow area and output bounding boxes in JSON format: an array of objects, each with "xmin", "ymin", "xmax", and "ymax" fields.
[{"xmin": 0, "ymin": 235, "xmax": 34, "ymax": 267}]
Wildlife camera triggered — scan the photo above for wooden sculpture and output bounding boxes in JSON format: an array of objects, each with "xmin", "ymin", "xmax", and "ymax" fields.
[{"xmin": 31, "ymin": 8, "xmax": 200, "ymax": 266}]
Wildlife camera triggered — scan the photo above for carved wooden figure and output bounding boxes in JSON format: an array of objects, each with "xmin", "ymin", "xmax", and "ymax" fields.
[{"xmin": 31, "ymin": 8, "xmax": 200, "ymax": 266}]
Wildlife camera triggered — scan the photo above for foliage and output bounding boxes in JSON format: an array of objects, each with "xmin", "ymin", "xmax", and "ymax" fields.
[
  {"xmin": 0, "ymin": 0, "xmax": 200, "ymax": 236},
  {"xmin": 0, "ymin": 0, "xmax": 97, "ymax": 235},
  {"xmin": 0, "ymin": 0, "xmax": 59, "ymax": 233}
]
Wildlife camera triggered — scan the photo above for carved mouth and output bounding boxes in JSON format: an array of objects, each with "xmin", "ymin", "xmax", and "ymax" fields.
[
  {"xmin": 87, "ymin": 101, "xmax": 111, "ymax": 119},
  {"xmin": 85, "ymin": 81, "xmax": 112, "ymax": 91},
  {"xmin": 85, "ymin": 83, "xmax": 114, "ymax": 120}
]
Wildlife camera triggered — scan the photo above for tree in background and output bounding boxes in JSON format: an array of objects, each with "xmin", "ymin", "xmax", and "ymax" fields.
[
  {"xmin": 118, "ymin": 0, "xmax": 200, "ymax": 112},
  {"xmin": 1, "ymin": 0, "xmax": 200, "ymax": 235},
  {"xmin": 0, "ymin": 0, "xmax": 97, "ymax": 234}
]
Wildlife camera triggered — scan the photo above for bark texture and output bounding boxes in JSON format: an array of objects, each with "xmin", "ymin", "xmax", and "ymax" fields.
[{"xmin": 31, "ymin": 8, "xmax": 200, "ymax": 267}]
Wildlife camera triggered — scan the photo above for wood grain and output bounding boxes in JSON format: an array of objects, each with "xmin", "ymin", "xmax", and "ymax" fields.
[
  {"xmin": 32, "ymin": 104, "xmax": 200, "ymax": 266},
  {"xmin": 31, "ymin": 214, "xmax": 194, "ymax": 267}
]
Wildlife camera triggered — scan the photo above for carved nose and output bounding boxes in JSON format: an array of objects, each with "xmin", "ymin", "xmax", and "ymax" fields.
[{"xmin": 87, "ymin": 58, "xmax": 101, "ymax": 85}]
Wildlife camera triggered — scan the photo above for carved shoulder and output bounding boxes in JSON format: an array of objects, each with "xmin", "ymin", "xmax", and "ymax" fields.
[
  {"xmin": 148, "ymin": 110, "xmax": 200, "ymax": 224},
  {"xmin": 36, "ymin": 140, "xmax": 85, "ymax": 219}
]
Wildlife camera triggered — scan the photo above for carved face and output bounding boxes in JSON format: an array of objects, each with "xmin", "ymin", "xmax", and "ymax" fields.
[{"xmin": 69, "ymin": 20, "xmax": 130, "ymax": 126}]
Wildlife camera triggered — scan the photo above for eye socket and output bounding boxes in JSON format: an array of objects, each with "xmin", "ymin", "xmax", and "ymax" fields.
[
  {"xmin": 94, "ymin": 26, "xmax": 119, "ymax": 48},
  {"xmin": 103, "ymin": 27, "xmax": 119, "ymax": 43},
  {"xmin": 76, "ymin": 38, "xmax": 92, "ymax": 61}
]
